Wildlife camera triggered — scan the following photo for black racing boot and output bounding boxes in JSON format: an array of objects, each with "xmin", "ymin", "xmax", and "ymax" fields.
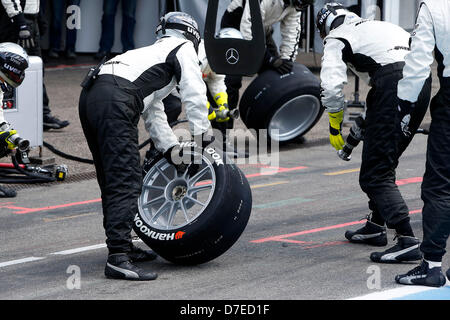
[
  {"xmin": 345, "ymin": 220, "xmax": 387, "ymax": 246},
  {"xmin": 370, "ymin": 235, "xmax": 422, "ymax": 263},
  {"xmin": 43, "ymin": 114, "xmax": 70, "ymax": 131},
  {"xmin": 395, "ymin": 260, "xmax": 446, "ymax": 287},
  {"xmin": 446, "ymin": 268, "xmax": 450, "ymax": 282},
  {"xmin": 105, "ymin": 253, "xmax": 158, "ymax": 281},
  {"xmin": 128, "ymin": 246, "xmax": 158, "ymax": 262}
]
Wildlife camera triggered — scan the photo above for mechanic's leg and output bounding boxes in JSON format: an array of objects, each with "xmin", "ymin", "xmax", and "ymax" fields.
[
  {"xmin": 396, "ymin": 93, "xmax": 449, "ymax": 287},
  {"xmin": 121, "ymin": 0, "xmax": 137, "ymax": 52},
  {"xmin": 225, "ymin": 75, "xmax": 242, "ymax": 110},
  {"xmin": 345, "ymin": 89, "xmax": 387, "ymax": 246},
  {"xmin": 99, "ymin": 0, "xmax": 120, "ymax": 54},
  {"xmin": 420, "ymin": 94, "xmax": 450, "ymax": 264},
  {"xmin": 360, "ymin": 80, "xmax": 421, "ymax": 263}
]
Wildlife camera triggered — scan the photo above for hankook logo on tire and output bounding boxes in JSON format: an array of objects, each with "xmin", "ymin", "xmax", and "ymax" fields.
[{"xmin": 226, "ymin": 48, "xmax": 239, "ymax": 65}]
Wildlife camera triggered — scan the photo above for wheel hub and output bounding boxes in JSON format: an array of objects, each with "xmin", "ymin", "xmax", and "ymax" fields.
[{"xmin": 166, "ymin": 179, "xmax": 188, "ymax": 201}]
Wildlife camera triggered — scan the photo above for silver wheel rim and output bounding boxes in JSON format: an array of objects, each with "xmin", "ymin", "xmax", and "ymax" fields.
[
  {"xmin": 268, "ymin": 94, "xmax": 321, "ymax": 142},
  {"xmin": 138, "ymin": 151, "xmax": 216, "ymax": 231}
]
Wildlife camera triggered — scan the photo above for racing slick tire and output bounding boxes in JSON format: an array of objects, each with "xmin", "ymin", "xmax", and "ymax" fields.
[
  {"xmin": 239, "ymin": 62, "xmax": 323, "ymax": 144},
  {"xmin": 134, "ymin": 147, "xmax": 252, "ymax": 265}
]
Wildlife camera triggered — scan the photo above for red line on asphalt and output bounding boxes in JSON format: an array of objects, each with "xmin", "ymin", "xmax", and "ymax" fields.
[
  {"xmin": 251, "ymin": 209, "xmax": 422, "ymax": 244},
  {"xmin": 396, "ymin": 177, "xmax": 423, "ymax": 186},
  {"xmin": 10, "ymin": 199, "xmax": 102, "ymax": 215},
  {"xmin": 6, "ymin": 165, "xmax": 308, "ymax": 215}
]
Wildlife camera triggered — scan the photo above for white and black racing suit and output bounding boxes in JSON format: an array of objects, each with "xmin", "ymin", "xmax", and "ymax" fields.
[
  {"xmin": 163, "ymin": 41, "xmax": 227, "ymax": 125},
  {"xmin": 222, "ymin": 0, "xmax": 302, "ymax": 109},
  {"xmin": 398, "ymin": 0, "xmax": 450, "ymax": 263},
  {"xmin": 78, "ymin": 36, "xmax": 210, "ymax": 254},
  {"xmin": 320, "ymin": 13, "xmax": 431, "ymax": 231}
]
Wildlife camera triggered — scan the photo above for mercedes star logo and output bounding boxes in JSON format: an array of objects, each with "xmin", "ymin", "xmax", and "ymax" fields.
[{"xmin": 225, "ymin": 48, "xmax": 239, "ymax": 65}]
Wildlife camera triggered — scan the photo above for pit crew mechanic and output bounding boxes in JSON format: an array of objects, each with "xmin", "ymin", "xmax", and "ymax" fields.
[
  {"xmin": 395, "ymin": 0, "xmax": 450, "ymax": 287},
  {"xmin": 78, "ymin": 12, "xmax": 212, "ymax": 281},
  {"xmin": 317, "ymin": 3, "xmax": 431, "ymax": 263},
  {"xmin": 0, "ymin": 0, "xmax": 70, "ymax": 130},
  {"xmin": 161, "ymin": 38, "xmax": 232, "ymax": 151},
  {"xmin": 0, "ymin": 42, "xmax": 29, "ymax": 198},
  {"xmin": 221, "ymin": 0, "xmax": 315, "ymax": 116}
]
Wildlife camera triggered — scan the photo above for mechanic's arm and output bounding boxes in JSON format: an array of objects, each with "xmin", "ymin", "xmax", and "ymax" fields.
[
  {"xmin": 397, "ymin": 3, "xmax": 435, "ymax": 104},
  {"xmin": 142, "ymin": 98, "xmax": 179, "ymax": 154},
  {"xmin": 320, "ymin": 38, "xmax": 348, "ymax": 113},
  {"xmin": 279, "ymin": 9, "xmax": 302, "ymax": 61},
  {"xmin": 320, "ymin": 38, "xmax": 349, "ymax": 151},
  {"xmin": 177, "ymin": 43, "xmax": 211, "ymax": 138},
  {"xmin": 240, "ymin": 0, "xmax": 266, "ymax": 41},
  {"xmin": 1, "ymin": 0, "xmax": 22, "ymax": 17}
]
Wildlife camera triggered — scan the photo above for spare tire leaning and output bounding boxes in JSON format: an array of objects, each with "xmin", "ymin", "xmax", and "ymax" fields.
[
  {"xmin": 239, "ymin": 63, "xmax": 324, "ymax": 144},
  {"xmin": 134, "ymin": 147, "xmax": 252, "ymax": 265}
]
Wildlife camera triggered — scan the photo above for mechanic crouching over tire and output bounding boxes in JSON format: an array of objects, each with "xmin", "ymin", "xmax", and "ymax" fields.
[
  {"xmin": 78, "ymin": 12, "xmax": 212, "ymax": 281},
  {"xmin": 317, "ymin": 3, "xmax": 431, "ymax": 263}
]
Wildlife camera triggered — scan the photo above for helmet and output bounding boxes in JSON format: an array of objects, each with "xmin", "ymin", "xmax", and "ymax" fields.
[
  {"xmin": 316, "ymin": 3, "xmax": 350, "ymax": 38},
  {"xmin": 283, "ymin": 0, "xmax": 315, "ymax": 11},
  {"xmin": 156, "ymin": 12, "xmax": 201, "ymax": 53},
  {"xmin": 0, "ymin": 42, "xmax": 29, "ymax": 88},
  {"xmin": 217, "ymin": 27, "xmax": 244, "ymax": 39}
]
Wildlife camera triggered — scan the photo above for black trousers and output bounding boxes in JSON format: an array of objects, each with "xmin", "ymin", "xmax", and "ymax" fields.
[
  {"xmin": 359, "ymin": 64, "xmax": 431, "ymax": 230},
  {"xmin": 420, "ymin": 80, "xmax": 450, "ymax": 262},
  {"xmin": 79, "ymin": 75, "xmax": 143, "ymax": 254}
]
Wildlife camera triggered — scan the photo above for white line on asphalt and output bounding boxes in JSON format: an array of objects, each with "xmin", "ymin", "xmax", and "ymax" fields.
[
  {"xmin": 0, "ymin": 257, "xmax": 46, "ymax": 268},
  {"xmin": 348, "ymin": 286, "xmax": 436, "ymax": 300},
  {"xmin": 50, "ymin": 244, "xmax": 107, "ymax": 255}
]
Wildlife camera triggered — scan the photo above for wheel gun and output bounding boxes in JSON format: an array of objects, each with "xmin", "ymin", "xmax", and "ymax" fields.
[
  {"xmin": 337, "ymin": 115, "xmax": 365, "ymax": 161},
  {"xmin": 215, "ymin": 108, "xmax": 240, "ymax": 121}
]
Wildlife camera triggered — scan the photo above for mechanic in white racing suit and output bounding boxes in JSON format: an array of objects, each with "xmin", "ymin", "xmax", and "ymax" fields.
[
  {"xmin": 0, "ymin": 42, "xmax": 29, "ymax": 198},
  {"xmin": 395, "ymin": 0, "xmax": 450, "ymax": 288},
  {"xmin": 317, "ymin": 3, "xmax": 432, "ymax": 263},
  {"xmin": 161, "ymin": 33, "xmax": 241, "ymax": 157},
  {"xmin": 221, "ymin": 0, "xmax": 314, "ymax": 112},
  {"xmin": 78, "ymin": 12, "xmax": 212, "ymax": 281}
]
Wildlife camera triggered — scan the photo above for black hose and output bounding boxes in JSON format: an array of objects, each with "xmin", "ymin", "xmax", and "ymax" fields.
[
  {"xmin": 43, "ymin": 141, "xmax": 94, "ymax": 164},
  {"xmin": 42, "ymin": 119, "xmax": 188, "ymax": 164},
  {"xmin": 0, "ymin": 155, "xmax": 56, "ymax": 184}
]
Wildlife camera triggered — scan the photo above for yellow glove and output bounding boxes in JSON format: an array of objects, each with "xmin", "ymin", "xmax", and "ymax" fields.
[
  {"xmin": 207, "ymin": 101, "xmax": 216, "ymax": 121},
  {"xmin": 214, "ymin": 92, "xmax": 230, "ymax": 122},
  {"xmin": 214, "ymin": 92, "xmax": 228, "ymax": 107},
  {"xmin": 0, "ymin": 129, "xmax": 19, "ymax": 150},
  {"xmin": 328, "ymin": 110, "xmax": 345, "ymax": 151}
]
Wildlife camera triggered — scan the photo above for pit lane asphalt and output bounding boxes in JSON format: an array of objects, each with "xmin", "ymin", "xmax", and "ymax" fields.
[{"xmin": 1, "ymin": 133, "xmax": 448, "ymax": 300}]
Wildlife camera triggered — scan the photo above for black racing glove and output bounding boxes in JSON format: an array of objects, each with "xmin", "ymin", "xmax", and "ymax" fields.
[
  {"xmin": 270, "ymin": 58, "xmax": 294, "ymax": 75},
  {"xmin": 14, "ymin": 13, "xmax": 35, "ymax": 49}
]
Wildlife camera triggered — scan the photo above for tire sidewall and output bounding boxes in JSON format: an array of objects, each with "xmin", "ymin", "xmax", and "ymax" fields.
[{"xmin": 135, "ymin": 146, "xmax": 252, "ymax": 265}]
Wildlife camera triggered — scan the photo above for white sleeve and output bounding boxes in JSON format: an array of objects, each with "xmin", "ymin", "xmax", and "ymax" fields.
[
  {"xmin": 240, "ymin": 0, "xmax": 266, "ymax": 40},
  {"xmin": 0, "ymin": 90, "xmax": 5, "ymax": 124},
  {"xmin": 397, "ymin": 3, "xmax": 435, "ymax": 103},
  {"xmin": 177, "ymin": 44, "xmax": 211, "ymax": 136},
  {"xmin": 204, "ymin": 72, "xmax": 227, "ymax": 98},
  {"xmin": 142, "ymin": 97, "xmax": 179, "ymax": 154},
  {"xmin": 1, "ymin": 0, "xmax": 22, "ymax": 18},
  {"xmin": 279, "ymin": 10, "xmax": 302, "ymax": 60},
  {"xmin": 226, "ymin": 0, "xmax": 243, "ymax": 13},
  {"xmin": 320, "ymin": 38, "xmax": 348, "ymax": 113}
]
